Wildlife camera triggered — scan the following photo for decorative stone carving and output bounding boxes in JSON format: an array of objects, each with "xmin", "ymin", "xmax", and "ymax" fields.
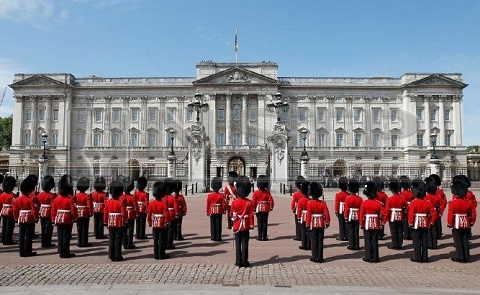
[{"xmin": 226, "ymin": 71, "xmax": 251, "ymax": 83}]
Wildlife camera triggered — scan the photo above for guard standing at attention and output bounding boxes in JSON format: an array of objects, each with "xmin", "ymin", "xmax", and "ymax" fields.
[
  {"xmin": 206, "ymin": 177, "xmax": 227, "ymax": 241},
  {"xmin": 360, "ymin": 181, "xmax": 382, "ymax": 263},
  {"xmin": 252, "ymin": 175, "xmax": 274, "ymax": 241},
  {"xmin": 305, "ymin": 181, "xmax": 330, "ymax": 263}
]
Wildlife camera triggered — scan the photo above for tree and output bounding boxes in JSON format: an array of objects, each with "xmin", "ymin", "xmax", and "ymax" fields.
[
  {"xmin": 467, "ymin": 145, "xmax": 480, "ymax": 153},
  {"xmin": 0, "ymin": 116, "xmax": 12, "ymax": 147}
]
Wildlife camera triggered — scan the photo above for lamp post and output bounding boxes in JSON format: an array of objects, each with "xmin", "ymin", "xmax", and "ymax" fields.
[
  {"xmin": 266, "ymin": 92, "xmax": 290, "ymax": 124},
  {"xmin": 298, "ymin": 128, "xmax": 310, "ymax": 179},
  {"xmin": 187, "ymin": 91, "xmax": 209, "ymax": 123},
  {"xmin": 169, "ymin": 128, "xmax": 176, "ymax": 156},
  {"xmin": 166, "ymin": 128, "xmax": 177, "ymax": 178},
  {"xmin": 39, "ymin": 132, "xmax": 48, "ymax": 184},
  {"xmin": 429, "ymin": 131, "xmax": 440, "ymax": 175}
]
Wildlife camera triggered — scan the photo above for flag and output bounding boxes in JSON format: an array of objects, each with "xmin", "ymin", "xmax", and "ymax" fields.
[{"xmin": 234, "ymin": 29, "xmax": 238, "ymax": 52}]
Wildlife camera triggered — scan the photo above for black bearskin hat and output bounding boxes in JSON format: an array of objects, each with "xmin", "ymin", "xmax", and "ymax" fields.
[
  {"xmin": 2, "ymin": 176, "xmax": 17, "ymax": 193},
  {"xmin": 388, "ymin": 178, "xmax": 400, "ymax": 194},
  {"xmin": 227, "ymin": 171, "xmax": 238, "ymax": 185},
  {"xmin": 123, "ymin": 177, "xmax": 134, "ymax": 194},
  {"xmin": 338, "ymin": 176, "xmax": 348, "ymax": 191},
  {"xmin": 399, "ymin": 175, "xmax": 412, "ymax": 190},
  {"xmin": 348, "ymin": 178, "xmax": 360, "ymax": 194},
  {"xmin": 152, "ymin": 180, "xmax": 167, "ymax": 201},
  {"xmin": 429, "ymin": 174, "xmax": 442, "ymax": 187},
  {"xmin": 235, "ymin": 175, "xmax": 252, "ymax": 198},
  {"xmin": 308, "ymin": 181, "xmax": 323, "ymax": 199},
  {"xmin": 0, "ymin": 174, "xmax": 4, "ymax": 186},
  {"xmin": 452, "ymin": 174, "xmax": 471, "ymax": 188},
  {"xmin": 94, "ymin": 177, "xmax": 107, "ymax": 192},
  {"xmin": 58, "ymin": 174, "xmax": 74, "ymax": 196},
  {"xmin": 41, "ymin": 175, "xmax": 55, "ymax": 192},
  {"xmin": 373, "ymin": 177, "xmax": 384, "ymax": 192},
  {"xmin": 295, "ymin": 175, "xmax": 306, "ymax": 189},
  {"xmin": 256, "ymin": 175, "xmax": 270, "ymax": 191},
  {"xmin": 451, "ymin": 178, "xmax": 468, "ymax": 198},
  {"xmin": 174, "ymin": 179, "xmax": 182, "ymax": 194},
  {"xmin": 300, "ymin": 180, "xmax": 310, "ymax": 197},
  {"xmin": 77, "ymin": 176, "xmax": 90, "ymax": 192},
  {"xmin": 164, "ymin": 178, "xmax": 175, "ymax": 195},
  {"xmin": 425, "ymin": 176, "xmax": 437, "ymax": 195},
  {"xmin": 411, "ymin": 178, "xmax": 426, "ymax": 199},
  {"xmin": 109, "ymin": 180, "xmax": 124, "ymax": 200},
  {"xmin": 20, "ymin": 177, "xmax": 36, "ymax": 196},
  {"xmin": 137, "ymin": 176, "xmax": 147, "ymax": 191},
  {"xmin": 363, "ymin": 181, "xmax": 377, "ymax": 199},
  {"xmin": 211, "ymin": 177, "xmax": 222, "ymax": 192}
]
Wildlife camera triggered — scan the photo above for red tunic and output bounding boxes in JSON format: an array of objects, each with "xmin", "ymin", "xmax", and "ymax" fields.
[
  {"xmin": 408, "ymin": 198, "xmax": 437, "ymax": 227},
  {"xmin": 147, "ymin": 199, "xmax": 170, "ymax": 228},
  {"xmin": 91, "ymin": 191, "xmax": 108, "ymax": 213},
  {"xmin": 376, "ymin": 191, "xmax": 388, "ymax": 207},
  {"xmin": 229, "ymin": 197, "xmax": 254, "ymax": 232},
  {"xmin": 359, "ymin": 199, "xmax": 382, "ymax": 229},
  {"xmin": 447, "ymin": 197, "xmax": 477, "ymax": 228},
  {"xmin": 103, "ymin": 198, "xmax": 127, "ymax": 228},
  {"xmin": 121, "ymin": 193, "xmax": 138, "ymax": 220},
  {"xmin": 383, "ymin": 193, "xmax": 407, "ymax": 224},
  {"xmin": 426, "ymin": 192, "xmax": 442, "ymax": 214},
  {"xmin": 400, "ymin": 189, "xmax": 415, "ymax": 205},
  {"xmin": 13, "ymin": 194, "xmax": 38, "ymax": 223},
  {"xmin": 224, "ymin": 184, "xmax": 237, "ymax": 207},
  {"xmin": 37, "ymin": 191, "xmax": 56, "ymax": 219},
  {"xmin": 51, "ymin": 195, "xmax": 77, "ymax": 224},
  {"xmin": 164, "ymin": 194, "xmax": 179, "ymax": 221},
  {"xmin": 134, "ymin": 190, "xmax": 150, "ymax": 214},
  {"xmin": 206, "ymin": 191, "xmax": 226, "ymax": 215},
  {"xmin": 466, "ymin": 190, "xmax": 477, "ymax": 209},
  {"xmin": 252, "ymin": 189, "xmax": 274, "ymax": 213},
  {"xmin": 305, "ymin": 199, "xmax": 331, "ymax": 228},
  {"xmin": 334, "ymin": 190, "xmax": 349, "ymax": 214},
  {"xmin": 436, "ymin": 188, "xmax": 447, "ymax": 215},
  {"xmin": 176, "ymin": 194, "xmax": 187, "ymax": 216},
  {"xmin": 343, "ymin": 194, "xmax": 363, "ymax": 221},
  {"xmin": 296, "ymin": 196, "xmax": 310, "ymax": 223},
  {"xmin": 291, "ymin": 190, "xmax": 304, "ymax": 212},
  {"xmin": 75, "ymin": 191, "xmax": 93, "ymax": 218},
  {"xmin": 0, "ymin": 191, "xmax": 16, "ymax": 217}
]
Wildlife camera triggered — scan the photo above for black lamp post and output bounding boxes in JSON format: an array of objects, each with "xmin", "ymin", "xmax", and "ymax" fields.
[
  {"xmin": 169, "ymin": 129, "xmax": 176, "ymax": 156},
  {"xmin": 187, "ymin": 91, "xmax": 209, "ymax": 123},
  {"xmin": 41, "ymin": 132, "xmax": 48, "ymax": 160},
  {"xmin": 266, "ymin": 92, "xmax": 290, "ymax": 123},
  {"xmin": 300, "ymin": 128, "xmax": 309, "ymax": 158},
  {"xmin": 430, "ymin": 132, "xmax": 438, "ymax": 159}
]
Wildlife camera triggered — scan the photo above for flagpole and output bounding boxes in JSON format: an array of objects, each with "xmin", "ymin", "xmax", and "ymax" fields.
[{"xmin": 234, "ymin": 28, "xmax": 238, "ymax": 64}]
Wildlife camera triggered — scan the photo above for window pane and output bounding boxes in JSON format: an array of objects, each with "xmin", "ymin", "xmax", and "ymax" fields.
[
  {"xmin": 318, "ymin": 133, "xmax": 326, "ymax": 147},
  {"xmin": 148, "ymin": 133, "xmax": 156, "ymax": 147},
  {"xmin": 248, "ymin": 133, "xmax": 257, "ymax": 146},
  {"xmin": 233, "ymin": 132, "xmax": 241, "ymax": 145},
  {"xmin": 148, "ymin": 108, "xmax": 157, "ymax": 122},
  {"xmin": 354, "ymin": 133, "xmax": 361, "ymax": 147},
  {"xmin": 131, "ymin": 109, "xmax": 139, "ymax": 122},
  {"xmin": 130, "ymin": 133, "xmax": 138, "ymax": 147},
  {"xmin": 249, "ymin": 108, "xmax": 257, "ymax": 121},
  {"xmin": 233, "ymin": 105, "xmax": 241, "ymax": 121},
  {"xmin": 298, "ymin": 107, "xmax": 307, "ymax": 123},
  {"xmin": 94, "ymin": 134, "xmax": 102, "ymax": 147},
  {"xmin": 444, "ymin": 109, "xmax": 450, "ymax": 121},
  {"xmin": 417, "ymin": 134, "xmax": 423, "ymax": 146},
  {"xmin": 52, "ymin": 109, "xmax": 59, "ymax": 121},
  {"xmin": 112, "ymin": 109, "xmax": 121, "ymax": 123},
  {"xmin": 336, "ymin": 109, "xmax": 343, "ymax": 122},
  {"xmin": 216, "ymin": 132, "xmax": 225, "ymax": 146},
  {"xmin": 94, "ymin": 109, "xmax": 102, "ymax": 122},
  {"xmin": 416, "ymin": 108, "xmax": 423, "ymax": 121},
  {"xmin": 373, "ymin": 109, "xmax": 381, "ymax": 123},
  {"xmin": 39, "ymin": 109, "xmax": 45, "ymax": 121},
  {"xmin": 390, "ymin": 109, "xmax": 398, "ymax": 122},
  {"xmin": 336, "ymin": 133, "xmax": 343, "ymax": 147},
  {"xmin": 167, "ymin": 108, "xmax": 176, "ymax": 122},
  {"xmin": 217, "ymin": 109, "xmax": 225, "ymax": 121},
  {"xmin": 317, "ymin": 108, "xmax": 325, "ymax": 122},
  {"xmin": 77, "ymin": 109, "xmax": 85, "ymax": 123},
  {"xmin": 354, "ymin": 108, "xmax": 362, "ymax": 122},
  {"xmin": 76, "ymin": 133, "xmax": 84, "ymax": 148}
]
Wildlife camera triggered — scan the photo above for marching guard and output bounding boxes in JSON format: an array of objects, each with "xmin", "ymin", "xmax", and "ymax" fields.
[
  {"xmin": 373, "ymin": 177, "xmax": 387, "ymax": 240},
  {"xmin": 164, "ymin": 178, "xmax": 179, "ymax": 249},
  {"xmin": 296, "ymin": 180, "xmax": 311, "ymax": 250},
  {"xmin": 425, "ymin": 176, "xmax": 441, "ymax": 249},
  {"xmin": 383, "ymin": 178, "xmax": 406, "ymax": 250},
  {"xmin": 305, "ymin": 181, "xmax": 330, "ymax": 263},
  {"xmin": 1, "ymin": 176, "xmax": 17, "ymax": 245},
  {"xmin": 13, "ymin": 178, "xmax": 38, "ymax": 257},
  {"xmin": 174, "ymin": 179, "xmax": 187, "ymax": 241},
  {"xmin": 104, "ymin": 180, "xmax": 127, "ymax": 261},
  {"xmin": 291, "ymin": 175, "xmax": 306, "ymax": 241},
  {"xmin": 92, "ymin": 177, "xmax": 108, "ymax": 239},
  {"xmin": 147, "ymin": 180, "xmax": 171, "ymax": 260},
  {"xmin": 429, "ymin": 174, "xmax": 447, "ymax": 239},
  {"xmin": 334, "ymin": 176, "xmax": 349, "ymax": 241},
  {"xmin": 121, "ymin": 177, "xmax": 137, "ymax": 249},
  {"xmin": 400, "ymin": 175, "xmax": 414, "ymax": 240},
  {"xmin": 360, "ymin": 181, "xmax": 382, "ymax": 263},
  {"xmin": 75, "ymin": 177, "xmax": 93, "ymax": 247},
  {"xmin": 224, "ymin": 171, "xmax": 238, "ymax": 230},
  {"xmin": 252, "ymin": 175, "xmax": 274, "ymax": 241},
  {"xmin": 37, "ymin": 175, "xmax": 56, "ymax": 248},
  {"xmin": 344, "ymin": 179, "xmax": 363, "ymax": 251},
  {"xmin": 135, "ymin": 176, "xmax": 149, "ymax": 239},
  {"xmin": 452, "ymin": 174, "xmax": 477, "ymax": 240},
  {"xmin": 206, "ymin": 177, "xmax": 227, "ymax": 241}
]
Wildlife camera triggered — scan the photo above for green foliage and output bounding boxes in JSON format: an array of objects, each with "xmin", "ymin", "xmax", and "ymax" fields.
[
  {"xmin": 467, "ymin": 145, "xmax": 480, "ymax": 153},
  {"xmin": 0, "ymin": 116, "xmax": 12, "ymax": 147}
]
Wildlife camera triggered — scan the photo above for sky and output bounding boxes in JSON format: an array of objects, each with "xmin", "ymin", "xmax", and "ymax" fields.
[{"xmin": 0, "ymin": 0, "xmax": 479, "ymax": 145}]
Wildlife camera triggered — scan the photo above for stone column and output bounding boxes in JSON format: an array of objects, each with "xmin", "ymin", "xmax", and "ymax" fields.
[
  {"xmin": 186, "ymin": 123, "xmax": 207, "ymax": 191},
  {"xmin": 300, "ymin": 154, "xmax": 310, "ymax": 179},
  {"xmin": 268, "ymin": 127, "xmax": 289, "ymax": 184},
  {"xmin": 453, "ymin": 96, "xmax": 462, "ymax": 145},
  {"xmin": 167, "ymin": 154, "xmax": 177, "ymax": 178},
  {"xmin": 424, "ymin": 98, "xmax": 431, "ymax": 143},
  {"xmin": 225, "ymin": 94, "xmax": 232, "ymax": 145},
  {"xmin": 32, "ymin": 96, "xmax": 38, "ymax": 145},
  {"xmin": 438, "ymin": 99, "xmax": 444, "ymax": 146},
  {"xmin": 242, "ymin": 94, "xmax": 248, "ymax": 145}
]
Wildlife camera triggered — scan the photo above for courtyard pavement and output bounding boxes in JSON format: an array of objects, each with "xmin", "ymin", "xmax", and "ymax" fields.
[{"xmin": 0, "ymin": 189, "xmax": 479, "ymax": 294}]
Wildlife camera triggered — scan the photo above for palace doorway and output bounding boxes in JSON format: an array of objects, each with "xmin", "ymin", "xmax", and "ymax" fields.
[
  {"xmin": 332, "ymin": 159, "xmax": 347, "ymax": 176},
  {"xmin": 227, "ymin": 156, "xmax": 245, "ymax": 176}
]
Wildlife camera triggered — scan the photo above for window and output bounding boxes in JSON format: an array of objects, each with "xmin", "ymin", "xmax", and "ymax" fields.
[
  {"xmin": 111, "ymin": 133, "xmax": 121, "ymax": 147},
  {"xmin": 166, "ymin": 108, "xmax": 176, "ymax": 123},
  {"xmin": 354, "ymin": 133, "xmax": 362, "ymax": 147},
  {"xmin": 94, "ymin": 109, "xmax": 103, "ymax": 123},
  {"xmin": 39, "ymin": 109, "xmax": 45, "ymax": 121},
  {"xmin": 51, "ymin": 131, "xmax": 58, "ymax": 146},
  {"xmin": 444, "ymin": 109, "xmax": 451, "ymax": 122},
  {"xmin": 279, "ymin": 108, "xmax": 288, "ymax": 122},
  {"xmin": 336, "ymin": 109, "xmax": 344, "ymax": 122},
  {"xmin": 93, "ymin": 133, "xmax": 102, "ymax": 147},
  {"xmin": 25, "ymin": 109, "xmax": 32, "ymax": 121},
  {"xmin": 372, "ymin": 108, "xmax": 381, "ymax": 123},
  {"xmin": 391, "ymin": 134, "xmax": 398, "ymax": 147},
  {"xmin": 52, "ymin": 109, "xmax": 59, "ymax": 121},
  {"xmin": 416, "ymin": 108, "xmax": 424, "ymax": 121},
  {"xmin": 317, "ymin": 108, "xmax": 326, "ymax": 122},
  {"xmin": 445, "ymin": 133, "xmax": 452, "ymax": 146},
  {"xmin": 335, "ymin": 133, "xmax": 344, "ymax": 147},
  {"xmin": 354, "ymin": 108, "xmax": 362, "ymax": 123},
  {"xmin": 318, "ymin": 133, "xmax": 326, "ymax": 147},
  {"xmin": 24, "ymin": 130, "xmax": 31, "ymax": 146},
  {"xmin": 298, "ymin": 107, "xmax": 308, "ymax": 123},
  {"xmin": 148, "ymin": 108, "xmax": 158, "ymax": 122},
  {"xmin": 216, "ymin": 132, "xmax": 225, "ymax": 146},
  {"xmin": 147, "ymin": 133, "xmax": 156, "ymax": 147},
  {"xmin": 75, "ymin": 133, "xmax": 84, "ymax": 148},
  {"xmin": 233, "ymin": 132, "xmax": 241, "ymax": 145},
  {"xmin": 186, "ymin": 109, "xmax": 193, "ymax": 122},
  {"xmin": 112, "ymin": 109, "xmax": 121, "ymax": 123},
  {"xmin": 417, "ymin": 133, "xmax": 424, "ymax": 146},
  {"xmin": 430, "ymin": 108, "xmax": 437, "ymax": 122},
  {"xmin": 372, "ymin": 133, "xmax": 381, "ymax": 147},
  {"xmin": 130, "ymin": 133, "xmax": 138, "ymax": 147},
  {"xmin": 77, "ymin": 109, "xmax": 85, "ymax": 123},
  {"xmin": 232, "ymin": 105, "xmax": 241, "ymax": 121},
  {"xmin": 217, "ymin": 109, "xmax": 225, "ymax": 122},
  {"xmin": 249, "ymin": 108, "xmax": 257, "ymax": 122},
  {"xmin": 390, "ymin": 109, "xmax": 398, "ymax": 122},
  {"xmin": 248, "ymin": 133, "xmax": 257, "ymax": 146},
  {"xmin": 131, "ymin": 108, "xmax": 139, "ymax": 122}
]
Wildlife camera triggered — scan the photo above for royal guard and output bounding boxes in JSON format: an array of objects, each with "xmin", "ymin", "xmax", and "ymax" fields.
[
  {"xmin": 163, "ymin": 178, "xmax": 179, "ymax": 249},
  {"xmin": 206, "ymin": 177, "xmax": 227, "ymax": 241},
  {"xmin": 0, "ymin": 174, "xmax": 3, "ymax": 194},
  {"xmin": 13, "ymin": 178, "xmax": 38, "ymax": 257},
  {"xmin": 0, "ymin": 176, "xmax": 17, "ymax": 245},
  {"xmin": 408, "ymin": 179, "xmax": 437, "ymax": 263},
  {"xmin": 334, "ymin": 176, "xmax": 349, "ymax": 241},
  {"xmin": 448, "ymin": 179, "xmax": 477, "ymax": 263},
  {"xmin": 147, "ymin": 180, "xmax": 171, "ymax": 260},
  {"xmin": 224, "ymin": 171, "xmax": 238, "ymax": 230},
  {"xmin": 135, "ymin": 176, "xmax": 149, "ymax": 240},
  {"xmin": 400, "ymin": 175, "xmax": 414, "ymax": 240},
  {"xmin": 383, "ymin": 178, "xmax": 406, "ymax": 250},
  {"xmin": 173, "ymin": 179, "xmax": 187, "ymax": 241},
  {"xmin": 230, "ymin": 176, "xmax": 254, "ymax": 268},
  {"xmin": 75, "ymin": 176, "xmax": 93, "ymax": 247},
  {"xmin": 429, "ymin": 174, "xmax": 446, "ymax": 239},
  {"xmin": 305, "ymin": 181, "xmax": 330, "ymax": 263},
  {"xmin": 344, "ymin": 179, "xmax": 363, "ymax": 251},
  {"xmin": 121, "ymin": 177, "xmax": 137, "ymax": 249},
  {"xmin": 452, "ymin": 174, "xmax": 477, "ymax": 240},
  {"xmin": 52, "ymin": 174, "xmax": 78, "ymax": 258},
  {"xmin": 360, "ymin": 181, "xmax": 382, "ymax": 263},
  {"xmin": 425, "ymin": 176, "xmax": 441, "ymax": 249},
  {"xmin": 291, "ymin": 175, "xmax": 306, "ymax": 241},
  {"xmin": 91, "ymin": 177, "xmax": 108, "ymax": 239},
  {"xmin": 37, "ymin": 175, "xmax": 56, "ymax": 248},
  {"xmin": 252, "ymin": 175, "xmax": 274, "ymax": 241},
  {"xmin": 104, "ymin": 180, "xmax": 127, "ymax": 262},
  {"xmin": 296, "ymin": 180, "xmax": 311, "ymax": 250},
  {"xmin": 373, "ymin": 177, "xmax": 387, "ymax": 240}
]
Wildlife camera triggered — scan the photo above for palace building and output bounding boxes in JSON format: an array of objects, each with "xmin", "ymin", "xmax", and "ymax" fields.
[{"xmin": 8, "ymin": 61, "xmax": 468, "ymax": 188}]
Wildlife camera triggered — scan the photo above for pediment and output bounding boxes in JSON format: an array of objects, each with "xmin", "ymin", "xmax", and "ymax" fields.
[
  {"xmin": 389, "ymin": 128, "xmax": 402, "ymax": 133},
  {"xmin": 353, "ymin": 127, "xmax": 365, "ymax": 133},
  {"xmin": 193, "ymin": 67, "xmax": 279, "ymax": 85},
  {"xmin": 10, "ymin": 75, "xmax": 67, "ymax": 88},
  {"xmin": 335, "ymin": 127, "xmax": 346, "ymax": 133},
  {"xmin": 405, "ymin": 74, "xmax": 467, "ymax": 88},
  {"xmin": 371, "ymin": 128, "xmax": 383, "ymax": 134}
]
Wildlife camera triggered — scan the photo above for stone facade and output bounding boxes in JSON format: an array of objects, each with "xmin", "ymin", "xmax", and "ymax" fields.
[{"xmin": 8, "ymin": 61, "xmax": 468, "ymax": 186}]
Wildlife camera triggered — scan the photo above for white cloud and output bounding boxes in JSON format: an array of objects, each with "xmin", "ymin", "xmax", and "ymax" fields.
[
  {"xmin": 0, "ymin": 58, "xmax": 22, "ymax": 117},
  {"xmin": 0, "ymin": 0, "xmax": 55, "ymax": 23}
]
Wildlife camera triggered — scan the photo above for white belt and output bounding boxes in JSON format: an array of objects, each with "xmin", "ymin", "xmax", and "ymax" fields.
[
  {"xmin": 168, "ymin": 207, "xmax": 175, "ymax": 211},
  {"xmin": 58, "ymin": 210, "xmax": 70, "ymax": 213},
  {"xmin": 40, "ymin": 204, "xmax": 51, "ymax": 208},
  {"xmin": 109, "ymin": 213, "xmax": 122, "ymax": 216},
  {"xmin": 126, "ymin": 206, "xmax": 134, "ymax": 210},
  {"xmin": 19, "ymin": 210, "xmax": 32, "ymax": 214},
  {"xmin": 153, "ymin": 214, "xmax": 164, "ymax": 218},
  {"xmin": 3, "ymin": 204, "xmax": 12, "ymax": 207}
]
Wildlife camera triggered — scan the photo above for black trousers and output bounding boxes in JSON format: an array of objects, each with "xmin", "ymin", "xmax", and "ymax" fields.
[
  {"xmin": 167, "ymin": 219, "xmax": 177, "ymax": 248},
  {"xmin": 452, "ymin": 228, "xmax": 470, "ymax": 261},
  {"xmin": 76, "ymin": 217, "xmax": 90, "ymax": 247},
  {"xmin": 226, "ymin": 207, "xmax": 233, "ymax": 229},
  {"xmin": 388, "ymin": 221, "xmax": 404, "ymax": 249},
  {"xmin": 1, "ymin": 216, "xmax": 15, "ymax": 244},
  {"xmin": 210, "ymin": 214, "xmax": 223, "ymax": 241},
  {"xmin": 436, "ymin": 214, "xmax": 443, "ymax": 239},
  {"xmin": 123, "ymin": 219, "xmax": 135, "ymax": 248},
  {"xmin": 234, "ymin": 230, "xmax": 250, "ymax": 266},
  {"xmin": 175, "ymin": 216, "xmax": 184, "ymax": 240},
  {"xmin": 337, "ymin": 214, "xmax": 348, "ymax": 240},
  {"xmin": 294, "ymin": 214, "xmax": 301, "ymax": 240},
  {"xmin": 152, "ymin": 227, "xmax": 168, "ymax": 259},
  {"xmin": 347, "ymin": 221, "xmax": 360, "ymax": 249},
  {"xmin": 93, "ymin": 213, "xmax": 105, "ymax": 239},
  {"xmin": 57, "ymin": 224, "xmax": 73, "ymax": 258},
  {"xmin": 109, "ymin": 227, "xmax": 123, "ymax": 261},
  {"xmin": 300, "ymin": 222, "xmax": 311, "ymax": 249},
  {"xmin": 310, "ymin": 228, "xmax": 325, "ymax": 261},
  {"xmin": 364, "ymin": 229, "xmax": 380, "ymax": 261},
  {"xmin": 256, "ymin": 212, "xmax": 269, "ymax": 240},
  {"xmin": 427, "ymin": 223, "xmax": 438, "ymax": 249},
  {"xmin": 403, "ymin": 218, "xmax": 412, "ymax": 240},
  {"xmin": 40, "ymin": 217, "xmax": 54, "ymax": 246},
  {"xmin": 136, "ymin": 213, "xmax": 147, "ymax": 239},
  {"xmin": 18, "ymin": 223, "xmax": 34, "ymax": 256},
  {"xmin": 412, "ymin": 228, "xmax": 429, "ymax": 262}
]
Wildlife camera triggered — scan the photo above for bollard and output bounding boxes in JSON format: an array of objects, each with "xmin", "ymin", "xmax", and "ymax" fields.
[
  {"xmin": 184, "ymin": 185, "xmax": 188, "ymax": 196},
  {"xmin": 195, "ymin": 183, "xmax": 198, "ymax": 193},
  {"xmin": 191, "ymin": 184, "xmax": 194, "ymax": 195},
  {"xmin": 289, "ymin": 184, "xmax": 293, "ymax": 196}
]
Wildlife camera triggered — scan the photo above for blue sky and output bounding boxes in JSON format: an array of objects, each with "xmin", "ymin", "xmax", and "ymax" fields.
[{"xmin": 0, "ymin": 0, "xmax": 479, "ymax": 145}]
